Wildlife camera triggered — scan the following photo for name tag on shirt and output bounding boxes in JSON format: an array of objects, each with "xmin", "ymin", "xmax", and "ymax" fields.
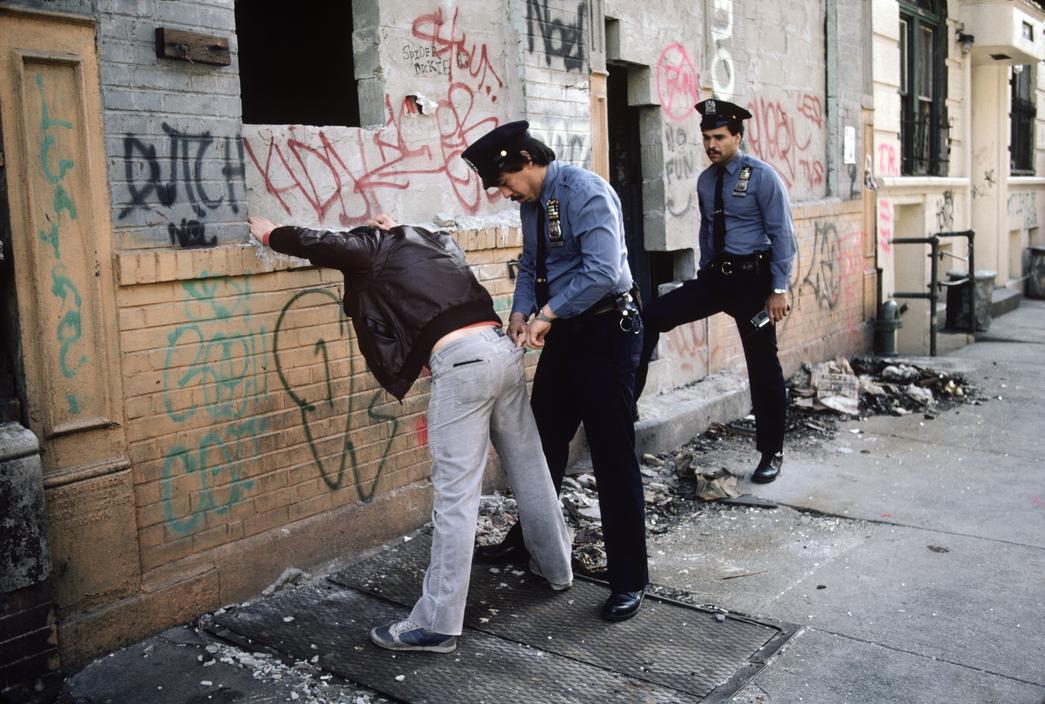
[{"xmin": 733, "ymin": 166, "xmax": 752, "ymax": 197}]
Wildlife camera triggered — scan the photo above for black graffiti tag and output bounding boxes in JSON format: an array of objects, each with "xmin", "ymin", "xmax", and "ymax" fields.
[
  {"xmin": 526, "ymin": 0, "xmax": 586, "ymax": 72},
  {"xmin": 120, "ymin": 124, "xmax": 244, "ymax": 219}
]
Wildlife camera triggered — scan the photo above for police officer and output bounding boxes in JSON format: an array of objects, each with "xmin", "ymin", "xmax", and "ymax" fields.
[
  {"xmin": 635, "ymin": 99, "xmax": 796, "ymax": 484},
  {"xmin": 462, "ymin": 121, "xmax": 648, "ymax": 621}
]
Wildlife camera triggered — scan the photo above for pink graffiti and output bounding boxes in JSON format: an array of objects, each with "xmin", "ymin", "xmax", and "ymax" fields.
[
  {"xmin": 796, "ymin": 94, "xmax": 823, "ymax": 128},
  {"xmin": 411, "ymin": 7, "xmax": 504, "ymax": 99},
  {"xmin": 245, "ymin": 8, "xmax": 505, "ymax": 227},
  {"xmin": 656, "ymin": 43, "xmax": 700, "ymax": 122},
  {"xmin": 746, "ymin": 94, "xmax": 825, "ymax": 191},
  {"xmin": 664, "ymin": 320, "xmax": 708, "ymax": 376},
  {"xmin": 416, "ymin": 414, "xmax": 429, "ymax": 448},
  {"xmin": 877, "ymin": 143, "xmax": 899, "ymax": 177},
  {"xmin": 878, "ymin": 199, "xmax": 894, "ymax": 254}
]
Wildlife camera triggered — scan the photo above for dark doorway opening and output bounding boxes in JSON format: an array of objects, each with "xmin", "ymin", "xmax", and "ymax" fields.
[
  {"xmin": 0, "ymin": 114, "xmax": 25, "ymax": 424},
  {"xmin": 607, "ymin": 64, "xmax": 654, "ymax": 306},
  {"xmin": 236, "ymin": 2, "xmax": 359, "ymax": 126}
]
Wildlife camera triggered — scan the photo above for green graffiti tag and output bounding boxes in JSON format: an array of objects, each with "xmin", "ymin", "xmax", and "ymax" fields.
[
  {"xmin": 161, "ymin": 420, "xmax": 261, "ymax": 535},
  {"xmin": 51, "ymin": 265, "xmax": 86, "ymax": 378},
  {"xmin": 273, "ymin": 288, "xmax": 401, "ymax": 500},
  {"xmin": 160, "ymin": 276, "xmax": 269, "ymax": 535},
  {"xmin": 34, "ymin": 72, "xmax": 84, "ymax": 407},
  {"xmin": 162, "ymin": 275, "xmax": 267, "ymax": 423}
]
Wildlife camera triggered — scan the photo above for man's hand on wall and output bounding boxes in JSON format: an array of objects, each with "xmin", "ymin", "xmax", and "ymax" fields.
[
  {"xmin": 247, "ymin": 215, "xmax": 276, "ymax": 246},
  {"xmin": 367, "ymin": 214, "xmax": 397, "ymax": 230}
]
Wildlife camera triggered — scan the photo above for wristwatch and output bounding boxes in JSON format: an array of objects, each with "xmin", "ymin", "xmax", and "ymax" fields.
[
  {"xmin": 536, "ymin": 311, "xmax": 553, "ymax": 323},
  {"xmin": 772, "ymin": 288, "xmax": 787, "ymax": 295}
]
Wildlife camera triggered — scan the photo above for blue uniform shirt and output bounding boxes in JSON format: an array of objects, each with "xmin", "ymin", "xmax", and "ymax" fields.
[
  {"xmin": 697, "ymin": 150, "xmax": 796, "ymax": 290},
  {"xmin": 512, "ymin": 161, "xmax": 633, "ymax": 319}
]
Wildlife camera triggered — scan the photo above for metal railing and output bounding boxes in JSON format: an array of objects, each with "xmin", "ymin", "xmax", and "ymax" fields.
[{"xmin": 890, "ymin": 229, "xmax": 975, "ymax": 356}]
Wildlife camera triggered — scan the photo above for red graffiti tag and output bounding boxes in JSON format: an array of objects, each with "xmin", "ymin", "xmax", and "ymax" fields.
[
  {"xmin": 746, "ymin": 94, "xmax": 825, "ymax": 192},
  {"xmin": 416, "ymin": 414, "xmax": 429, "ymax": 448},
  {"xmin": 656, "ymin": 43, "xmax": 701, "ymax": 122},
  {"xmin": 245, "ymin": 8, "xmax": 505, "ymax": 227},
  {"xmin": 877, "ymin": 143, "xmax": 899, "ymax": 177},
  {"xmin": 412, "ymin": 7, "xmax": 504, "ymax": 99},
  {"xmin": 878, "ymin": 199, "xmax": 894, "ymax": 254}
]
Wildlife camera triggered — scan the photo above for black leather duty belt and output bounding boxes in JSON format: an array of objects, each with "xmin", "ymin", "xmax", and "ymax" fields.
[
  {"xmin": 706, "ymin": 250, "xmax": 769, "ymax": 276},
  {"xmin": 585, "ymin": 288, "xmax": 633, "ymax": 316}
]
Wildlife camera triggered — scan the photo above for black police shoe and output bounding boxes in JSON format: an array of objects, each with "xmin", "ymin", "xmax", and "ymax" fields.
[
  {"xmin": 751, "ymin": 451, "xmax": 783, "ymax": 484},
  {"xmin": 474, "ymin": 526, "xmax": 530, "ymax": 563},
  {"xmin": 601, "ymin": 588, "xmax": 645, "ymax": 621}
]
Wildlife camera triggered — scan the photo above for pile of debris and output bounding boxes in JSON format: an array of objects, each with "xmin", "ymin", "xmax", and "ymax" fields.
[
  {"xmin": 476, "ymin": 356, "xmax": 983, "ymax": 577},
  {"xmin": 789, "ymin": 356, "xmax": 979, "ymax": 421},
  {"xmin": 476, "ymin": 448, "xmax": 748, "ymax": 575}
]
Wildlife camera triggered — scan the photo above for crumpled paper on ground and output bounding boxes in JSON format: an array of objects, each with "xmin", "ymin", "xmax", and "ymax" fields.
[
  {"xmin": 793, "ymin": 358, "xmax": 861, "ymax": 415},
  {"xmin": 695, "ymin": 467, "xmax": 740, "ymax": 501}
]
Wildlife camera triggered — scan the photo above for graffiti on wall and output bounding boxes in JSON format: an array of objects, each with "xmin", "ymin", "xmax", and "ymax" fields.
[
  {"xmin": 246, "ymin": 6, "xmax": 504, "ymax": 227},
  {"xmin": 160, "ymin": 276, "xmax": 268, "ymax": 535},
  {"xmin": 526, "ymin": 0, "xmax": 586, "ymax": 72},
  {"xmin": 746, "ymin": 93, "xmax": 825, "ymax": 195},
  {"xmin": 799, "ymin": 220, "xmax": 858, "ymax": 312},
  {"xmin": 664, "ymin": 124, "xmax": 699, "ymax": 217},
  {"xmin": 272, "ymin": 288, "xmax": 405, "ymax": 501},
  {"xmin": 529, "ymin": 119, "xmax": 590, "ymax": 167},
  {"xmin": 877, "ymin": 198, "xmax": 893, "ymax": 254},
  {"xmin": 656, "ymin": 43, "xmax": 700, "ymax": 122},
  {"xmin": 1008, "ymin": 191, "xmax": 1038, "ymax": 230},
  {"xmin": 709, "ymin": 0, "xmax": 735, "ymax": 98},
  {"xmin": 877, "ymin": 143, "xmax": 899, "ymax": 177},
  {"xmin": 119, "ymin": 123, "xmax": 245, "ymax": 247},
  {"xmin": 663, "ymin": 320, "xmax": 708, "ymax": 378},
  {"xmin": 34, "ymin": 73, "xmax": 87, "ymax": 413}
]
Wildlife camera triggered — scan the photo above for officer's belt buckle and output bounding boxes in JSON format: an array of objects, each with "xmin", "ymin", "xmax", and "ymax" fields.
[{"xmin": 720, "ymin": 260, "xmax": 734, "ymax": 275}]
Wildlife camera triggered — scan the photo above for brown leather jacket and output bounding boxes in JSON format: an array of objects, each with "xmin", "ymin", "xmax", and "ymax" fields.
[{"xmin": 269, "ymin": 225, "xmax": 498, "ymax": 400}]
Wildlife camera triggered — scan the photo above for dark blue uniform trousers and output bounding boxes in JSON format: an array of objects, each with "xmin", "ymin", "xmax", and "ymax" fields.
[
  {"xmin": 506, "ymin": 310, "xmax": 649, "ymax": 593},
  {"xmin": 635, "ymin": 265, "xmax": 787, "ymax": 456}
]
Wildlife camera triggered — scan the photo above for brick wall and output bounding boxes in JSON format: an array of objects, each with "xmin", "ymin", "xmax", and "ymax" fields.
[
  {"xmin": 116, "ymin": 226, "xmax": 520, "ymax": 576},
  {"xmin": 0, "ymin": 582, "xmax": 60, "ymax": 702},
  {"xmin": 707, "ymin": 199, "xmax": 870, "ymax": 377}
]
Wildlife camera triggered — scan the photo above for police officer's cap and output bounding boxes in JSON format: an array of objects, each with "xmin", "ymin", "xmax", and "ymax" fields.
[
  {"xmin": 696, "ymin": 98, "xmax": 752, "ymax": 131},
  {"xmin": 461, "ymin": 120, "xmax": 532, "ymax": 189}
]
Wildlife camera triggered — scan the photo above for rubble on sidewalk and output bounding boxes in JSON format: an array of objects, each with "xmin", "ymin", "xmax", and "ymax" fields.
[{"xmin": 788, "ymin": 356, "xmax": 981, "ymax": 428}]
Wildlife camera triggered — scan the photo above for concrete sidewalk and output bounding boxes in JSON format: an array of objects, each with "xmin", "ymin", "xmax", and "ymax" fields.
[
  {"xmin": 647, "ymin": 299, "xmax": 1045, "ymax": 703},
  {"xmin": 58, "ymin": 300, "xmax": 1045, "ymax": 704}
]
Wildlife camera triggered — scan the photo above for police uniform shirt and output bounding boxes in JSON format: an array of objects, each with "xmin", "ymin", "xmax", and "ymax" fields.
[
  {"xmin": 697, "ymin": 150, "xmax": 796, "ymax": 291},
  {"xmin": 512, "ymin": 160, "xmax": 634, "ymax": 318}
]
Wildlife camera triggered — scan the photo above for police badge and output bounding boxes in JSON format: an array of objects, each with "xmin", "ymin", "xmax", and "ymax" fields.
[
  {"xmin": 546, "ymin": 199, "xmax": 564, "ymax": 247},
  {"xmin": 734, "ymin": 165, "xmax": 752, "ymax": 197}
]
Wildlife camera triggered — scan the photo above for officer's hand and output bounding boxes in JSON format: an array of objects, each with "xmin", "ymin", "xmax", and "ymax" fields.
[
  {"xmin": 248, "ymin": 215, "xmax": 277, "ymax": 245},
  {"xmin": 767, "ymin": 291, "xmax": 790, "ymax": 323},
  {"xmin": 508, "ymin": 313, "xmax": 529, "ymax": 348},
  {"xmin": 526, "ymin": 319, "xmax": 551, "ymax": 349},
  {"xmin": 367, "ymin": 214, "xmax": 397, "ymax": 230}
]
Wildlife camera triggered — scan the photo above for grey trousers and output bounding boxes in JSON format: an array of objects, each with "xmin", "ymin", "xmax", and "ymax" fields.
[{"xmin": 409, "ymin": 327, "xmax": 573, "ymax": 635}]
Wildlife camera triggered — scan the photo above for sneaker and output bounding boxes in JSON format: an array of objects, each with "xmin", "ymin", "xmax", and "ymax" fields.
[
  {"xmin": 529, "ymin": 559, "xmax": 573, "ymax": 591},
  {"xmin": 369, "ymin": 619, "xmax": 457, "ymax": 653}
]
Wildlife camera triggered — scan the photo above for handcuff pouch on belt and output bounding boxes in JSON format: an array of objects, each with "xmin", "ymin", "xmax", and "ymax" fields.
[{"xmin": 616, "ymin": 289, "xmax": 640, "ymax": 333}]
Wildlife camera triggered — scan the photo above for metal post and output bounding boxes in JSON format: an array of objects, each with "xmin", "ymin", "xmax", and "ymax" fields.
[
  {"xmin": 929, "ymin": 235, "xmax": 939, "ymax": 356},
  {"xmin": 967, "ymin": 230, "xmax": 976, "ymax": 338}
]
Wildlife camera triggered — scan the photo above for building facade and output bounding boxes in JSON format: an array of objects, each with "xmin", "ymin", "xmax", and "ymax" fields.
[
  {"xmin": 1, "ymin": 0, "xmax": 1033, "ymax": 689},
  {"xmin": 872, "ymin": 0, "xmax": 1045, "ymax": 353}
]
